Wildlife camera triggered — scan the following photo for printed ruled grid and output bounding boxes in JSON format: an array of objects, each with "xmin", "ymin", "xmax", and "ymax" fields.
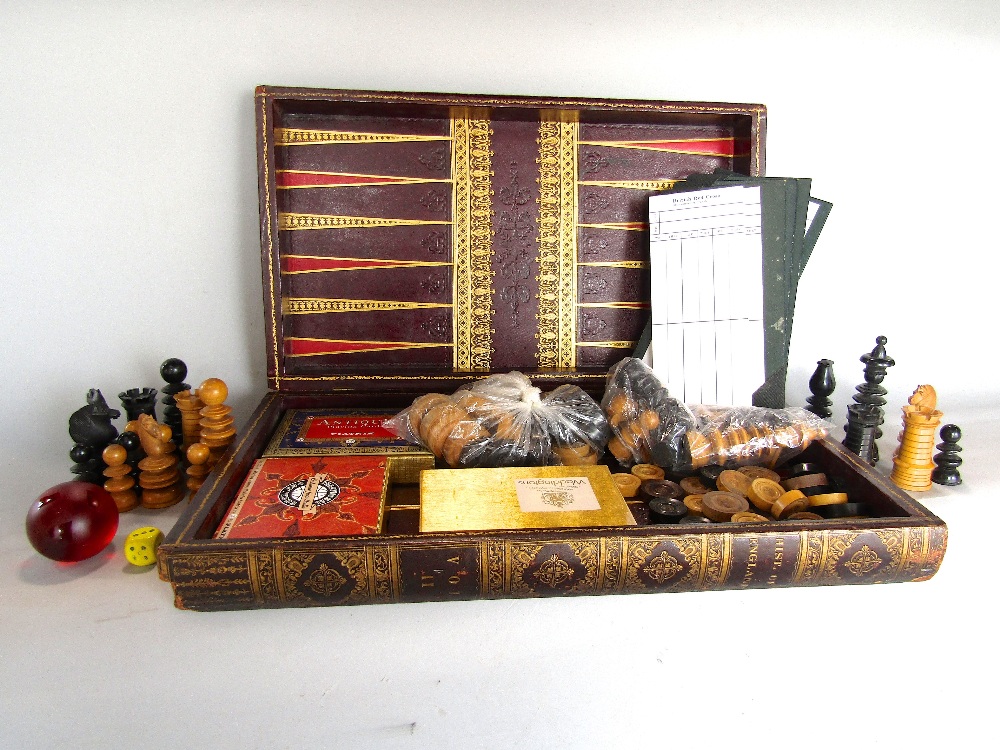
[{"xmin": 649, "ymin": 186, "xmax": 764, "ymax": 406}]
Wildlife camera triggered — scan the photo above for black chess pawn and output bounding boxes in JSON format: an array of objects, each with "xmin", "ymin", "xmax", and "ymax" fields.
[
  {"xmin": 68, "ymin": 389, "xmax": 120, "ymax": 484},
  {"xmin": 931, "ymin": 424, "xmax": 963, "ymax": 486},
  {"xmin": 806, "ymin": 359, "xmax": 835, "ymax": 419},
  {"xmin": 846, "ymin": 336, "xmax": 895, "ymax": 465},
  {"xmin": 69, "ymin": 443, "xmax": 104, "ymax": 485},
  {"xmin": 116, "ymin": 430, "xmax": 144, "ymax": 486},
  {"xmin": 119, "ymin": 387, "xmax": 158, "ymax": 422},
  {"xmin": 159, "ymin": 358, "xmax": 190, "ymax": 449},
  {"xmin": 843, "ymin": 403, "xmax": 880, "ymax": 465}
]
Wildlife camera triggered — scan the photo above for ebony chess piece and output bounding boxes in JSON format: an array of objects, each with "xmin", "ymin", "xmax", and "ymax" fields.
[
  {"xmin": 843, "ymin": 403, "xmax": 880, "ymax": 465},
  {"xmin": 116, "ymin": 430, "xmax": 144, "ymax": 486},
  {"xmin": 806, "ymin": 359, "xmax": 835, "ymax": 419},
  {"xmin": 846, "ymin": 336, "xmax": 895, "ymax": 465},
  {"xmin": 119, "ymin": 387, "xmax": 158, "ymax": 421},
  {"xmin": 69, "ymin": 443, "xmax": 103, "ymax": 485},
  {"xmin": 160, "ymin": 358, "xmax": 190, "ymax": 450},
  {"xmin": 68, "ymin": 389, "xmax": 121, "ymax": 485},
  {"xmin": 931, "ymin": 424, "xmax": 963, "ymax": 486},
  {"xmin": 69, "ymin": 389, "xmax": 121, "ymax": 447}
]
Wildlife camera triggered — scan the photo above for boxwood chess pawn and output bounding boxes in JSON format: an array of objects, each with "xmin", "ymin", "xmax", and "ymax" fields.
[
  {"xmin": 185, "ymin": 442, "xmax": 212, "ymax": 497},
  {"xmin": 198, "ymin": 378, "xmax": 236, "ymax": 468},
  {"xmin": 101, "ymin": 444, "xmax": 138, "ymax": 512}
]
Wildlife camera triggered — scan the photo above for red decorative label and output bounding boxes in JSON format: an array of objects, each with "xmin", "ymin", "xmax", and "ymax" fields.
[{"xmin": 303, "ymin": 416, "xmax": 394, "ymax": 440}]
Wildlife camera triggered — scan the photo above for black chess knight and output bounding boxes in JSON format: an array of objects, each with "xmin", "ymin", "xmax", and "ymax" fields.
[{"xmin": 69, "ymin": 389, "xmax": 120, "ymax": 484}]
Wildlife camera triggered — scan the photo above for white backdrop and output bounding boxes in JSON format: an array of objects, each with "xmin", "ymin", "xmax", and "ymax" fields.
[{"xmin": 1, "ymin": 2, "xmax": 997, "ymax": 748}]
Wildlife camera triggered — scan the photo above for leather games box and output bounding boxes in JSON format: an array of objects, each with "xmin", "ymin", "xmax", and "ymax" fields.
[{"xmin": 156, "ymin": 86, "xmax": 947, "ymax": 611}]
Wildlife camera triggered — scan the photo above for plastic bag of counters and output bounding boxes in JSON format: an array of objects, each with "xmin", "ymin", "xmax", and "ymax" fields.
[
  {"xmin": 601, "ymin": 358, "xmax": 833, "ymax": 473},
  {"xmin": 387, "ymin": 371, "xmax": 611, "ymax": 468}
]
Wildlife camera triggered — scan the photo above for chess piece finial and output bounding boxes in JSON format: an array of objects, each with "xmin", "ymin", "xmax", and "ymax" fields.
[
  {"xmin": 907, "ymin": 384, "xmax": 937, "ymax": 413},
  {"xmin": 806, "ymin": 359, "xmax": 835, "ymax": 419},
  {"xmin": 931, "ymin": 424, "xmax": 963, "ymax": 486},
  {"xmin": 102, "ymin": 443, "xmax": 138, "ymax": 512}
]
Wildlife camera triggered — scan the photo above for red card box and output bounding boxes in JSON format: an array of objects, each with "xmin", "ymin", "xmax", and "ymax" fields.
[{"xmin": 215, "ymin": 455, "xmax": 388, "ymax": 539}]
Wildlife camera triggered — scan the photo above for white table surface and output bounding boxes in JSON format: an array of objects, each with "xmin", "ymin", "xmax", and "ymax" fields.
[{"xmin": 2, "ymin": 417, "xmax": 993, "ymax": 749}]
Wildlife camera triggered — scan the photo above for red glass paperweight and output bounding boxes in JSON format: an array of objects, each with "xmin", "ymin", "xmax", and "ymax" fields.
[{"xmin": 26, "ymin": 481, "xmax": 119, "ymax": 562}]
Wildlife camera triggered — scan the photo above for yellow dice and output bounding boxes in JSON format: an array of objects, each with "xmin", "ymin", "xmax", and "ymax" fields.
[{"xmin": 124, "ymin": 527, "xmax": 163, "ymax": 566}]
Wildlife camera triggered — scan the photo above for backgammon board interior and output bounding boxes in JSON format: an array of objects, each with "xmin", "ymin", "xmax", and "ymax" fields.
[{"xmin": 260, "ymin": 88, "xmax": 763, "ymax": 390}]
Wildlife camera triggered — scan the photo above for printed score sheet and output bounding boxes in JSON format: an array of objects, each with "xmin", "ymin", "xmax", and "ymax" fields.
[{"xmin": 648, "ymin": 186, "xmax": 765, "ymax": 406}]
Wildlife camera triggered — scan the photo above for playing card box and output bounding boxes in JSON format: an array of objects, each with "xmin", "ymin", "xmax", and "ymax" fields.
[{"xmin": 157, "ymin": 87, "xmax": 946, "ymax": 611}]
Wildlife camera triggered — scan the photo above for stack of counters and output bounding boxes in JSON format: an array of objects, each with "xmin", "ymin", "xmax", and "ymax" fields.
[
  {"xmin": 781, "ymin": 463, "xmax": 850, "ymax": 510},
  {"xmin": 612, "ymin": 473, "xmax": 642, "ymax": 498},
  {"xmin": 631, "ymin": 463, "xmax": 666, "ymax": 482}
]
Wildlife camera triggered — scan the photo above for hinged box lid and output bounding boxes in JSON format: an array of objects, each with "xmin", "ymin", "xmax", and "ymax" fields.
[{"xmin": 256, "ymin": 86, "xmax": 765, "ymax": 393}]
